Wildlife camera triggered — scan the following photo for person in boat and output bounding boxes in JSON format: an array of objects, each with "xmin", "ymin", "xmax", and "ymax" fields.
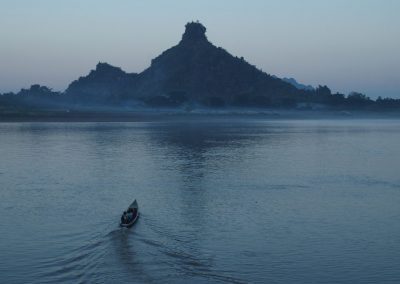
[
  {"xmin": 125, "ymin": 209, "xmax": 133, "ymax": 223},
  {"xmin": 121, "ymin": 211, "xmax": 127, "ymax": 224}
]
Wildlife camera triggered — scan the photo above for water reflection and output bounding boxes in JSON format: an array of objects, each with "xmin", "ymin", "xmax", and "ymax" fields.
[{"xmin": 141, "ymin": 121, "xmax": 276, "ymax": 249}]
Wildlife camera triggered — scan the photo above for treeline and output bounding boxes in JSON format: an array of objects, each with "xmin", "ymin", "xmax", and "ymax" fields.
[
  {"xmin": 1, "ymin": 84, "xmax": 399, "ymax": 112},
  {"xmin": 300, "ymin": 86, "xmax": 400, "ymax": 110},
  {"xmin": 0, "ymin": 85, "xmax": 63, "ymax": 111},
  {"xmin": 141, "ymin": 85, "xmax": 400, "ymax": 111}
]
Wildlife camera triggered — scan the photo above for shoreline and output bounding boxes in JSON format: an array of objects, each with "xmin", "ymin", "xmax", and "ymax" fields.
[{"xmin": 1, "ymin": 109, "xmax": 400, "ymax": 122}]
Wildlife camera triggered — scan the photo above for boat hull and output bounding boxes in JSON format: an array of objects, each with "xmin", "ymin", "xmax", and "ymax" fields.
[
  {"xmin": 120, "ymin": 212, "xmax": 139, "ymax": 227},
  {"xmin": 120, "ymin": 199, "xmax": 139, "ymax": 228}
]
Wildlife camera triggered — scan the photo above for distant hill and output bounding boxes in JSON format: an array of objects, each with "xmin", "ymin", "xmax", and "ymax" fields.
[
  {"xmin": 65, "ymin": 22, "xmax": 309, "ymax": 107},
  {"xmin": 66, "ymin": 62, "xmax": 137, "ymax": 104},
  {"xmin": 277, "ymin": 77, "xmax": 314, "ymax": 91}
]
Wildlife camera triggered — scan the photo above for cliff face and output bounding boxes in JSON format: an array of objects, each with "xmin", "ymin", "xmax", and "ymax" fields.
[{"xmin": 66, "ymin": 22, "xmax": 306, "ymax": 106}]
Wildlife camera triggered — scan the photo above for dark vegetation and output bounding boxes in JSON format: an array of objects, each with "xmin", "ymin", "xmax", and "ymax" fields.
[{"xmin": 1, "ymin": 22, "xmax": 399, "ymax": 114}]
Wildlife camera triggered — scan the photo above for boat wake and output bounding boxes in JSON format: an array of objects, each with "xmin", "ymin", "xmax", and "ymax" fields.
[{"xmin": 32, "ymin": 214, "xmax": 245, "ymax": 283}]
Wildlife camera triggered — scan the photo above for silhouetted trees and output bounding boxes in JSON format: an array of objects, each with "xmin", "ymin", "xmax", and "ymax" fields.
[
  {"xmin": 316, "ymin": 85, "xmax": 332, "ymax": 96},
  {"xmin": 346, "ymin": 92, "xmax": 373, "ymax": 108},
  {"xmin": 375, "ymin": 96, "xmax": 400, "ymax": 110},
  {"xmin": 2, "ymin": 83, "xmax": 400, "ymax": 112},
  {"xmin": 0, "ymin": 85, "xmax": 62, "ymax": 111}
]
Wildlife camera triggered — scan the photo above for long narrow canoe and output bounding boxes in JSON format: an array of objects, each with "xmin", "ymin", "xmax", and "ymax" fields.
[{"xmin": 120, "ymin": 199, "xmax": 139, "ymax": 228}]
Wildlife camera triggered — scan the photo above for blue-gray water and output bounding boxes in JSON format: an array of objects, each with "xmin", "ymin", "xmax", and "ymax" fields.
[{"xmin": 1, "ymin": 118, "xmax": 400, "ymax": 283}]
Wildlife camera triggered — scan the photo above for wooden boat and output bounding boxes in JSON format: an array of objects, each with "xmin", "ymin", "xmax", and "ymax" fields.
[{"xmin": 120, "ymin": 199, "xmax": 139, "ymax": 228}]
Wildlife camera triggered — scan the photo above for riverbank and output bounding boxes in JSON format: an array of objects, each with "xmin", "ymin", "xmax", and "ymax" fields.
[{"xmin": 1, "ymin": 108, "xmax": 400, "ymax": 122}]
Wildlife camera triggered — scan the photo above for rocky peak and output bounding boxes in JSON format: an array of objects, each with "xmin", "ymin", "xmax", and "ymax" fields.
[
  {"xmin": 95, "ymin": 62, "xmax": 122, "ymax": 73},
  {"xmin": 180, "ymin": 21, "xmax": 208, "ymax": 44},
  {"xmin": 89, "ymin": 62, "xmax": 128, "ymax": 80}
]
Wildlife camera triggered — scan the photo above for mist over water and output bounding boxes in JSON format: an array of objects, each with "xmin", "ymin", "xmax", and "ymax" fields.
[{"xmin": 1, "ymin": 118, "xmax": 400, "ymax": 283}]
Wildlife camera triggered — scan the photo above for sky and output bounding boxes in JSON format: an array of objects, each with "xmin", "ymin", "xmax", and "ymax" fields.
[{"xmin": 1, "ymin": 0, "xmax": 399, "ymax": 98}]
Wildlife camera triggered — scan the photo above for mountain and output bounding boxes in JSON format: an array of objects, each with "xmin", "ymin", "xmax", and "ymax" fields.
[
  {"xmin": 133, "ymin": 22, "xmax": 306, "ymax": 106},
  {"xmin": 277, "ymin": 77, "xmax": 314, "ymax": 91},
  {"xmin": 65, "ymin": 22, "xmax": 310, "ymax": 107}
]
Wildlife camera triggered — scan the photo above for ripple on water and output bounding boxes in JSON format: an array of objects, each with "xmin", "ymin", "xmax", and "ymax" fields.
[{"xmin": 32, "ymin": 214, "xmax": 247, "ymax": 283}]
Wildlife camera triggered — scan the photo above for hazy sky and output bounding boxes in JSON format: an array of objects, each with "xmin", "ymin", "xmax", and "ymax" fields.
[{"xmin": 1, "ymin": 0, "xmax": 399, "ymax": 98}]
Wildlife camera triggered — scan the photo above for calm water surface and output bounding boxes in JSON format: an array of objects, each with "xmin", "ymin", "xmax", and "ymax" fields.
[{"xmin": 0, "ymin": 118, "xmax": 399, "ymax": 283}]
